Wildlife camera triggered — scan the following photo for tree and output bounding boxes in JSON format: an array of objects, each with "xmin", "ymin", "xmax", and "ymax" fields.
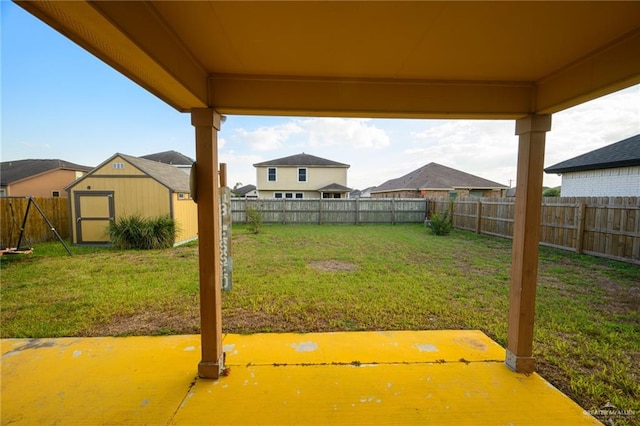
[{"xmin": 542, "ymin": 187, "xmax": 561, "ymax": 197}]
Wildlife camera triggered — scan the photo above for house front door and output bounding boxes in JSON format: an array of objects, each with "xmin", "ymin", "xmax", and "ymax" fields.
[{"xmin": 74, "ymin": 191, "xmax": 114, "ymax": 244}]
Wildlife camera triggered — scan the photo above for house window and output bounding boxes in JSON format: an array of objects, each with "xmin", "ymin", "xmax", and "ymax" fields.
[
  {"xmin": 298, "ymin": 168, "xmax": 307, "ymax": 182},
  {"xmin": 112, "ymin": 162, "xmax": 125, "ymax": 169},
  {"xmin": 178, "ymin": 192, "xmax": 186, "ymax": 199},
  {"xmin": 0, "ymin": 189, "xmax": 6, "ymax": 197},
  {"xmin": 295, "ymin": 193, "xmax": 303, "ymax": 199},
  {"xmin": 268, "ymin": 167, "xmax": 277, "ymax": 182},
  {"xmin": 75, "ymin": 171, "xmax": 84, "ymax": 179},
  {"xmin": 285, "ymin": 193, "xmax": 293, "ymax": 199},
  {"xmin": 52, "ymin": 191, "xmax": 60, "ymax": 197},
  {"xmin": 274, "ymin": 192, "xmax": 283, "ymax": 198}
]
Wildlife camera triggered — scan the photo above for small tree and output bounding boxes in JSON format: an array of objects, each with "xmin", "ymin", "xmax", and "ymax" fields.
[
  {"xmin": 246, "ymin": 205, "xmax": 262, "ymax": 234},
  {"xmin": 426, "ymin": 211, "xmax": 453, "ymax": 236}
]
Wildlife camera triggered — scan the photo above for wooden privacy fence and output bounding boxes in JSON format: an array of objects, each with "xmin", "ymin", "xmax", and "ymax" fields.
[
  {"xmin": 429, "ymin": 196, "xmax": 640, "ymax": 265},
  {"xmin": 232, "ymin": 198, "xmax": 428, "ymax": 225},
  {"xmin": 0, "ymin": 197, "xmax": 70, "ymax": 247}
]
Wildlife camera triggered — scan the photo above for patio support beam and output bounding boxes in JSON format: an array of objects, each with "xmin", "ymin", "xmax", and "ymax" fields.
[
  {"xmin": 506, "ymin": 114, "xmax": 551, "ymax": 374},
  {"xmin": 191, "ymin": 108, "xmax": 224, "ymax": 379}
]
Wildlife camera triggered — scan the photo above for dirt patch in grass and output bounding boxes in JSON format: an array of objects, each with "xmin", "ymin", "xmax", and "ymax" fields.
[
  {"xmin": 88, "ymin": 309, "xmax": 200, "ymax": 336},
  {"xmin": 308, "ymin": 260, "xmax": 357, "ymax": 272}
]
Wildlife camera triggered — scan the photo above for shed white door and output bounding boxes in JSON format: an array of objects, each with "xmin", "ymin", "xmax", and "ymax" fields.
[{"xmin": 74, "ymin": 191, "xmax": 114, "ymax": 244}]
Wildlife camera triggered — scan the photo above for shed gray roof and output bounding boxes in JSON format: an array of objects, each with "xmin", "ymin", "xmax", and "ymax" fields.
[
  {"xmin": 1, "ymin": 159, "xmax": 92, "ymax": 186},
  {"xmin": 140, "ymin": 150, "xmax": 194, "ymax": 165},
  {"xmin": 69, "ymin": 153, "xmax": 191, "ymax": 192},
  {"xmin": 118, "ymin": 154, "xmax": 190, "ymax": 192},
  {"xmin": 253, "ymin": 153, "xmax": 349, "ymax": 168},
  {"xmin": 371, "ymin": 162, "xmax": 507, "ymax": 193},
  {"xmin": 545, "ymin": 134, "xmax": 640, "ymax": 174}
]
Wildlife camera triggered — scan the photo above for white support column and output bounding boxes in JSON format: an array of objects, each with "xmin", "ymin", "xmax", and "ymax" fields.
[
  {"xmin": 506, "ymin": 114, "xmax": 551, "ymax": 374},
  {"xmin": 191, "ymin": 108, "xmax": 224, "ymax": 379}
]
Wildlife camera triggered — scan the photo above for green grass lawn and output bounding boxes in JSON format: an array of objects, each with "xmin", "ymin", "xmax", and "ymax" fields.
[{"xmin": 1, "ymin": 224, "xmax": 638, "ymax": 424}]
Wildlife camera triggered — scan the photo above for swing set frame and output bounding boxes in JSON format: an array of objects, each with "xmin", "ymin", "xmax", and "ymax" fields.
[{"xmin": 1, "ymin": 196, "xmax": 72, "ymax": 256}]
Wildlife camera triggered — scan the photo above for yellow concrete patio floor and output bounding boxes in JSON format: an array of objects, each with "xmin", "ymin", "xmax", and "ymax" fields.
[{"xmin": 1, "ymin": 330, "xmax": 599, "ymax": 425}]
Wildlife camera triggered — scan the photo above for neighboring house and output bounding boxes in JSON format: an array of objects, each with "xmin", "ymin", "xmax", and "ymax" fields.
[
  {"xmin": 140, "ymin": 150, "xmax": 194, "ymax": 174},
  {"xmin": 371, "ymin": 162, "xmax": 507, "ymax": 198},
  {"xmin": 66, "ymin": 153, "xmax": 197, "ymax": 245},
  {"xmin": 349, "ymin": 186, "xmax": 376, "ymax": 199},
  {"xmin": 0, "ymin": 159, "xmax": 92, "ymax": 198},
  {"xmin": 544, "ymin": 134, "xmax": 640, "ymax": 197},
  {"xmin": 253, "ymin": 153, "xmax": 351, "ymax": 199},
  {"xmin": 232, "ymin": 184, "xmax": 258, "ymax": 198}
]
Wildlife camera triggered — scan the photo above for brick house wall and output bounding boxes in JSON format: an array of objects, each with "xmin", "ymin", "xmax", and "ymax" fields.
[{"xmin": 560, "ymin": 166, "xmax": 640, "ymax": 197}]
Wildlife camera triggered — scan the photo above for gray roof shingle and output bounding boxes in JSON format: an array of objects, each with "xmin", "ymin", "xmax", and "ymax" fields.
[
  {"xmin": 140, "ymin": 150, "xmax": 194, "ymax": 165},
  {"xmin": 118, "ymin": 154, "xmax": 190, "ymax": 192},
  {"xmin": 1, "ymin": 159, "xmax": 93, "ymax": 186},
  {"xmin": 232, "ymin": 184, "xmax": 257, "ymax": 196},
  {"xmin": 545, "ymin": 134, "xmax": 640, "ymax": 174},
  {"xmin": 317, "ymin": 183, "xmax": 352, "ymax": 192},
  {"xmin": 372, "ymin": 163, "xmax": 507, "ymax": 193},
  {"xmin": 253, "ymin": 153, "xmax": 349, "ymax": 168}
]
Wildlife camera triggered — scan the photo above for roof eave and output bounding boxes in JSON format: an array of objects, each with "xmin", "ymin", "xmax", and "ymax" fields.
[{"xmin": 545, "ymin": 159, "xmax": 640, "ymax": 174}]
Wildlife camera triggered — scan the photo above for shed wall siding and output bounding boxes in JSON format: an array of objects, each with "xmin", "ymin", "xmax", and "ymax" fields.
[
  {"xmin": 95, "ymin": 158, "xmax": 146, "ymax": 176},
  {"xmin": 560, "ymin": 166, "xmax": 640, "ymax": 197},
  {"xmin": 172, "ymin": 193, "xmax": 198, "ymax": 242},
  {"xmin": 69, "ymin": 177, "xmax": 170, "ymax": 245}
]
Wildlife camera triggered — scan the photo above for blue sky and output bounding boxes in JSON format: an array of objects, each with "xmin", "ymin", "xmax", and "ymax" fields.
[{"xmin": 2, "ymin": 2, "xmax": 639, "ymax": 190}]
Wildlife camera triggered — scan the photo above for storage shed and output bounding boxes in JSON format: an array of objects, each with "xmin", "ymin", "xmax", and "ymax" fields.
[{"xmin": 66, "ymin": 153, "xmax": 197, "ymax": 245}]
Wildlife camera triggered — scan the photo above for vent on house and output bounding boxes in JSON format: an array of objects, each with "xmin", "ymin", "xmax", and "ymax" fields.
[{"xmin": 112, "ymin": 162, "xmax": 125, "ymax": 169}]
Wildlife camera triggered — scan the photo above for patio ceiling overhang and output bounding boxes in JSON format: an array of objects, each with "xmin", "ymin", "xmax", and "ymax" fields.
[
  {"xmin": 14, "ymin": 0, "xmax": 640, "ymax": 380},
  {"xmin": 15, "ymin": 1, "xmax": 640, "ymax": 119}
]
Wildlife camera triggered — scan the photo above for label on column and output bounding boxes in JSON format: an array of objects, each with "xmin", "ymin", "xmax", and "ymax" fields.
[{"xmin": 220, "ymin": 186, "xmax": 233, "ymax": 291}]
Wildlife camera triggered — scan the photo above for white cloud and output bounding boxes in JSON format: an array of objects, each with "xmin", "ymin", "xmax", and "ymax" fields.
[
  {"xmin": 406, "ymin": 120, "xmax": 517, "ymax": 186},
  {"xmin": 300, "ymin": 117, "xmax": 390, "ymax": 149},
  {"xmin": 218, "ymin": 151, "xmax": 263, "ymax": 189},
  {"xmin": 234, "ymin": 121, "xmax": 304, "ymax": 151}
]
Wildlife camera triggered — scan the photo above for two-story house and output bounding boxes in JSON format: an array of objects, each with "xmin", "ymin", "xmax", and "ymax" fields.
[{"xmin": 253, "ymin": 153, "xmax": 351, "ymax": 199}]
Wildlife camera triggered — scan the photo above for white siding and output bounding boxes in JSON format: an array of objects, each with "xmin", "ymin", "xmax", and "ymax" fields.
[{"xmin": 560, "ymin": 166, "xmax": 640, "ymax": 197}]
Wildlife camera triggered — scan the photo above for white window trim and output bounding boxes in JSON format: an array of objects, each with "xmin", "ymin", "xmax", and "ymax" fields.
[
  {"xmin": 267, "ymin": 167, "xmax": 277, "ymax": 182},
  {"xmin": 297, "ymin": 167, "xmax": 307, "ymax": 182}
]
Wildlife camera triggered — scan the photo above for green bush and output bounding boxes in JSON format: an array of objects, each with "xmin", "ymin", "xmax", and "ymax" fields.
[
  {"xmin": 246, "ymin": 206, "xmax": 262, "ymax": 234},
  {"xmin": 542, "ymin": 187, "xmax": 561, "ymax": 197},
  {"xmin": 426, "ymin": 211, "xmax": 453, "ymax": 236},
  {"xmin": 108, "ymin": 214, "xmax": 177, "ymax": 249}
]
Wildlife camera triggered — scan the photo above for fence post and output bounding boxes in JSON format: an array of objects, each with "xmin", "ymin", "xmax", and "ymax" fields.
[
  {"xmin": 318, "ymin": 199, "xmax": 322, "ymax": 224},
  {"xmin": 391, "ymin": 199, "xmax": 396, "ymax": 225},
  {"xmin": 475, "ymin": 200, "xmax": 482, "ymax": 234},
  {"xmin": 282, "ymin": 199, "xmax": 286, "ymax": 225},
  {"xmin": 575, "ymin": 202, "xmax": 586, "ymax": 254}
]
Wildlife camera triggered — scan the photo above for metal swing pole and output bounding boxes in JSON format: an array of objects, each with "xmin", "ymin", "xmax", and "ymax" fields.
[{"xmin": 17, "ymin": 197, "xmax": 73, "ymax": 256}]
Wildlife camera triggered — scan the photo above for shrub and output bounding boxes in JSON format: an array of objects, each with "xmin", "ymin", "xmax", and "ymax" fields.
[
  {"xmin": 426, "ymin": 211, "xmax": 453, "ymax": 236},
  {"xmin": 108, "ymin": 214, "xmax": 177, "ymax": 249},
  {"xmin": 542, "ymin": 187, "xmax": 561, "ymax": 197},
  {"xmin": 246, "ymin": 205, "xmax": 262, "ymax": 234}
]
